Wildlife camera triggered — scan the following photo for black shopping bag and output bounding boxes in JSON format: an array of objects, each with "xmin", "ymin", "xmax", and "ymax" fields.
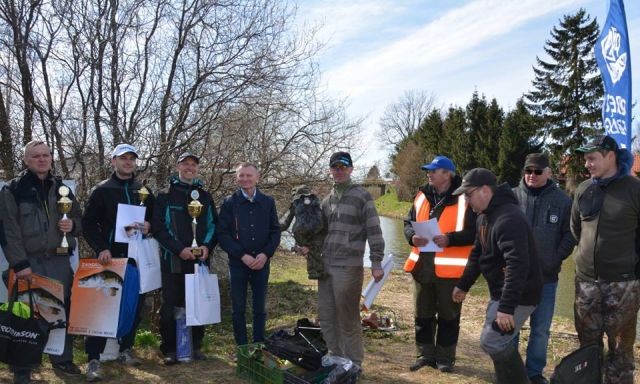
[
  {"xmin": 0, "ymin": 280, "xmax": 51, "ymax": 366},
  {"xmin": 550, "ymin": 343, "xmax": 602, "ymax": 384}
]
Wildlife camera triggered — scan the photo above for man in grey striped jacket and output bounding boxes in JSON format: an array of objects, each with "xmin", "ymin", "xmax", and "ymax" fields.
[{"xmin": 317, "ymin": 151, "xmax": 385, "ymax": 371}]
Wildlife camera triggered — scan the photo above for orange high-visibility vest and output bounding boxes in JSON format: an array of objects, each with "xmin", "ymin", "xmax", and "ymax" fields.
[{"xmin": 403, "ymin": 192, "xmax": 473, "ymax": 278}]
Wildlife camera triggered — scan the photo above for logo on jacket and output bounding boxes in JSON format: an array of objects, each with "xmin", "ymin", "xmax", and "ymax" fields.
[{"xmin": 549, "ymin": 214, "xmax": 559, "ymax": 224}]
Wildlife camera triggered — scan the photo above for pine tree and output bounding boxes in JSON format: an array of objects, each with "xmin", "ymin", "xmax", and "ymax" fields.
[
  {"xmin": 526, "ymin": 8, "xmax": 603, "ymax": 188},
  {"xmin": 414, "ymin": 108, "xmax": 444, "ymax": 159},
  {"xmin": 498, "ymin": 99, "xmax": 543, "ymax": 186},
  {"xmin": 441, "ymin": 106, "xmax": 472, "ymax": 174}
]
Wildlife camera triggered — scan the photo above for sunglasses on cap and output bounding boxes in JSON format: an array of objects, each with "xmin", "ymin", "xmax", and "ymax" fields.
[{"xmin": 524, "ymin": 169, "xmax": 543, "ymax": 175}]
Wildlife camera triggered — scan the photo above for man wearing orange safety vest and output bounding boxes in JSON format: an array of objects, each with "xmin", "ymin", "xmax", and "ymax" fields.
[{"xmin": 403, "ymin": 155, "xmax": 476, "ymax": 373}]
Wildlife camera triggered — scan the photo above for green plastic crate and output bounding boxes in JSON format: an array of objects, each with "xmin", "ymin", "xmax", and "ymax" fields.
[{"xmin": 236, "ymin": 343, "xmax": 328, "ymax": 384}]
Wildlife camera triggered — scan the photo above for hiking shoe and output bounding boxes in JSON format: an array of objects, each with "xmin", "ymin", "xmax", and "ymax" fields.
[
  {"xmin": 409, "ymin": 357, "xmax": 436, "ymax": 372},
  {"xmin": 85, "ymin": 359, "xmax": 102, "ymax": 382},
  {"xmin": 529, "ymin": 375, "xmax": 549, "ymax": 384},
  {"xmin": 163, "ymin": 352, "xmax": 178, "ymax": 366},
  {"xmin": 119, "ymin": 349, "xmax": 141, "ymax": 366},
  {"xmin": 52, "ymin": 361, "xmax": 82, "ymax": 376},
  {"xmin": 193, "ymin": 350, "xmax": 207, "ymax": 361},
  {"xmin": 437, "ymin": 361, "xmax": 454, "ymax": 373}
]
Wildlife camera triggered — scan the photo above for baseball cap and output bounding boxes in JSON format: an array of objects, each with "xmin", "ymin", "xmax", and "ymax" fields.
[
  {"xmin": 112, "ymin": 144, "xmax": 139, "ymax": 158},
  {"xmin": 177, "ymin": 152, "xmax": 200, "ymax": 164},
  {"xmin": 523, "ymin": 153, "xmax": 549, "ymax": 170},
  {"xmin": 421, "ymin": 155, "xmax": 456, "ymax": 172},
  {"xmin": 576, "ymin": 135, "xmax": 618, "ymax": 153},
  {"xmin": 452, "ymin": 168, "xmax": 497, "ymax": 196},
  {"xmin": 329, "ymin": 151, "xmax": 353, "ymax": 167}
]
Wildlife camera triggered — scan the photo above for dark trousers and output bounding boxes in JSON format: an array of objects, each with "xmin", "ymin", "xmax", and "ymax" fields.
[
  {"xmin": 84, "ymin": 292, "xmax": 145, "ymax": 361},
  {"xmin": 229, "ymin": 262, "xmax": 270, "ymax": 345},
  {"xmin": 159, "ymin": 272, "xmax": 205, "ymax": 355}
]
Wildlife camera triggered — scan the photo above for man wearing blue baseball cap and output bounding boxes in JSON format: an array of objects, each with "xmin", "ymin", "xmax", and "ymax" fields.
[{"xmin": 403, "ymin": 155, "xmax": 476, "ymax": 373}]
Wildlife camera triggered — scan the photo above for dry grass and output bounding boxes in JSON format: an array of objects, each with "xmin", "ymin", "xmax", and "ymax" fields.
[{"xmin": 1, "ymin": 251, "xmax": 638, "ymax": 383}]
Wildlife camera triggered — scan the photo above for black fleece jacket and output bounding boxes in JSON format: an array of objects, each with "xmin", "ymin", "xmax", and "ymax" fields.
[{"xmin": 456, "ymin": 183, "xmax": 543, "ymax": 314}]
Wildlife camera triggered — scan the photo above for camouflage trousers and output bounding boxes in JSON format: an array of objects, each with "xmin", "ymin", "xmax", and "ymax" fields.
[
  {"xmin": 574, "ymin": 278, "xmax": 640, "ymax": 384},
  {"xmin": 294, "ymin": 234, "xmax": 327, "ymax": 280}
]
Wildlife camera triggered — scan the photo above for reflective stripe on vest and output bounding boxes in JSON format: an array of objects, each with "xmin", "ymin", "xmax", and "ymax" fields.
[{"xmin": 404, "ymin": 191, "xmax": 473, "ymax": 278}]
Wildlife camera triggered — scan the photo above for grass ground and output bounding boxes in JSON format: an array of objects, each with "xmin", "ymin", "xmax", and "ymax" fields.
[
  {"xmin": 1, "ymin": 252, "xmax": 637, "ymax": 383},
  {"xmin": 374, "ymin": 188, "xmax": 412, "ymax": 219}
]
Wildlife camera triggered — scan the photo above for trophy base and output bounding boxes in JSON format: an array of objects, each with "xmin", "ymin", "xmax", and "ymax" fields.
[
  {"xmin": 56, "ymin": 247, "xmax": 69, "ymax": 256},
  {"xmin": 191, "ymin": 248, "xmax": 203, "ymax": 256}
]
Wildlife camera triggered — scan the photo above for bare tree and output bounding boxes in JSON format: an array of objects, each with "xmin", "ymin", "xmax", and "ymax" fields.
[{"xmin": 378, "ymin": 89, "xmax": 436, "ymax": 148}]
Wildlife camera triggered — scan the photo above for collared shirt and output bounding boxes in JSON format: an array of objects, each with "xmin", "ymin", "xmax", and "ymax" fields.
[{"xmin": 241, "ymin": 188, "xmax": 257, "ymax": 202}]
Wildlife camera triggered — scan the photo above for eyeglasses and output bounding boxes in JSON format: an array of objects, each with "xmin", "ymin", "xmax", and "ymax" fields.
[
  {"xmin": 524, "ymin": 169, "xmax": 543, "ymax": 175},
  {"xmin": 330, "ymin": 164, "xmax": 348, "ymax": 171},
  {"xmin": 464, "ymin": 187, "xmax": 479, "ymax": 198}
]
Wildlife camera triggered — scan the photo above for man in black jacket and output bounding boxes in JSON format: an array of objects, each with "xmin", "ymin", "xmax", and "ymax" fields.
[
  {"xmin": 153, "ymin": 152, "xmax": 218, "ymax": 365},
  {"xmin": 218, "ymin": 163, "xmax": 280, "ymax": 345},
  {"xmin": 451, "ymin": 168, "xmax": 542, "ymax": 384},
  {"xmin": 82, "ymin": 144, "xmax": 155, "ymax": 381},
  {"xmin": 0, "ymin": 140, "xmax": 83, "ymax": 383},
  {"xmin": 512, "ymin": 153, "xmax": 575, "ymax": 384}
]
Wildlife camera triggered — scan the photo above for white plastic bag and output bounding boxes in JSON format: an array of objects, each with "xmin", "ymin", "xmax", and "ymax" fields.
[
  {"xmin": 128, "ymin": 238, "xmax": 162, "ymax": 293},
  {"xmin": 185, "ymin": 263, "xmax": 221, "ymax": 326}
]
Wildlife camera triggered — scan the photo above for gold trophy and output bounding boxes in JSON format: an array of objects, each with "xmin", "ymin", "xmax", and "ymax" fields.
[
  {"xmin": 188, "ymin": 190, "xmax": 204, "ymax": 256},
  {"xmin": 56, "ymin": 185, "xmax": 72, "ymax": 255},
  {"xmin": 138, "ymin": 184, "xmax": 150, "ymax": 206}
]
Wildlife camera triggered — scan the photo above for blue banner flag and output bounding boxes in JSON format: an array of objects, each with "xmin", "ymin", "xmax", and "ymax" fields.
[{"xmin": 595, "ymin": 0, "xmax": 632, "ymax": 149}]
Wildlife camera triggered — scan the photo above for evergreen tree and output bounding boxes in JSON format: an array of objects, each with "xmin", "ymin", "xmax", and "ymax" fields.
[
  {"xmin": 498, "ymin": 99, "xmax": 543, "ymax": 186},
  {"xmin": 414, "ymin": 108, "xmax": 444, "ymax": 158},
  {"xmin": 441, "ymin": 106, "xmax": 472, "ymax": 174},
  {"xmin": 526, "ymin": 8, "xmax": 603, "ymax": 188}
]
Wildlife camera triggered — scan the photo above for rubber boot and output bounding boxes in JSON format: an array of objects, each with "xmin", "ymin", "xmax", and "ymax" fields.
[{"xmin": 490, "ymin": 343, "xmax": 529, "ymax": 384}]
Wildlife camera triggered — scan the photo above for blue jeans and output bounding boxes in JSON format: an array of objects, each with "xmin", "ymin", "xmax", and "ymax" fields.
[
  {"xmin": 229, "ymin": 262, "xmax": 270, "ymax": 345},
  {"xmin": 524, "ymin": 281, "xmax": 557, "ymax": 378}
]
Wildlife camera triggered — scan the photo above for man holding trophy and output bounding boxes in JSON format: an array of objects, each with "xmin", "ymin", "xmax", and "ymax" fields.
[
  {"xmin": 0, "ymin": 140, "xmax": 83, "ymax": 383},
  {"xmin": 152, "ymin": 152, "xmax": 218, "ymax": 365},
  {"xmin": 82, "ymin": 143, "xmax": 155, "ymax": 381}
]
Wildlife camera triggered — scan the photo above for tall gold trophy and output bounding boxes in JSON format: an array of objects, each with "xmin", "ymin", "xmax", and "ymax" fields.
[
  {"xmin": 57, "ymin": 185, "xmax": 72, "ymax": 255},
  {"xmin": 188, "ymin": 190, "xmax": 203, "ymax": 256}
]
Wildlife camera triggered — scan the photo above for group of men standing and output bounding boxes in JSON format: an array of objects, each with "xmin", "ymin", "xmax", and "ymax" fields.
[
  {"xmin": 0, "ymin": 141, "xmax": 385, "ymax": 383},
  {"xmin": 405, "ymin": 134, "xmax": 640, "ymax": 384}
]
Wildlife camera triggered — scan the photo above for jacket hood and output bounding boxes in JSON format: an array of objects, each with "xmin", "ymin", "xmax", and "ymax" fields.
[{"xmin": 485, "ymin": 183, "xmax": 518, "ymax": 213}]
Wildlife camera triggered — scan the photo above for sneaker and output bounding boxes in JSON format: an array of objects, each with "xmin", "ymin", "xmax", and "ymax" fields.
[
  {"xmin": 409, "ymin": 357, "xmax": 436, "ymax": 372},
  {"xmin": 52, "ymin": 361, "xmax": 82, "ymax": 376},
  {"xmin": 163, "ymin": 352, "xmax": 178, "ymax": 366},
  {"xmin": 193, "ymin": 350, "xmax": 207, "ymax": 361},
  {"xmin": 85, "ymin": 359, "xmax": 102, "ymax": 382},
  {"xmin": 119, "ymin": 349, "xmax": 141, "ymax": 366}
]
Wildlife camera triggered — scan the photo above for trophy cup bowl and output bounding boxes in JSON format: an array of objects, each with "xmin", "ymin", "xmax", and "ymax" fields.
[
  {"xmin": 138, "ymin": 185, "xmax": 150, "ymax": 206},
  {"xmin": 188, "ymin": 197, "xmax": 204, "ymax": 256},
  {"xmin": 57, "ymin": 186, "xmax": 72, "ymax": 255}
]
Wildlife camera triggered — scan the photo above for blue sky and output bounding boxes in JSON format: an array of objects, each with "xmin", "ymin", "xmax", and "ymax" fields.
[{"xmin": 295, "ymin": 0, "xmax": 640, "ymax": 172}]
